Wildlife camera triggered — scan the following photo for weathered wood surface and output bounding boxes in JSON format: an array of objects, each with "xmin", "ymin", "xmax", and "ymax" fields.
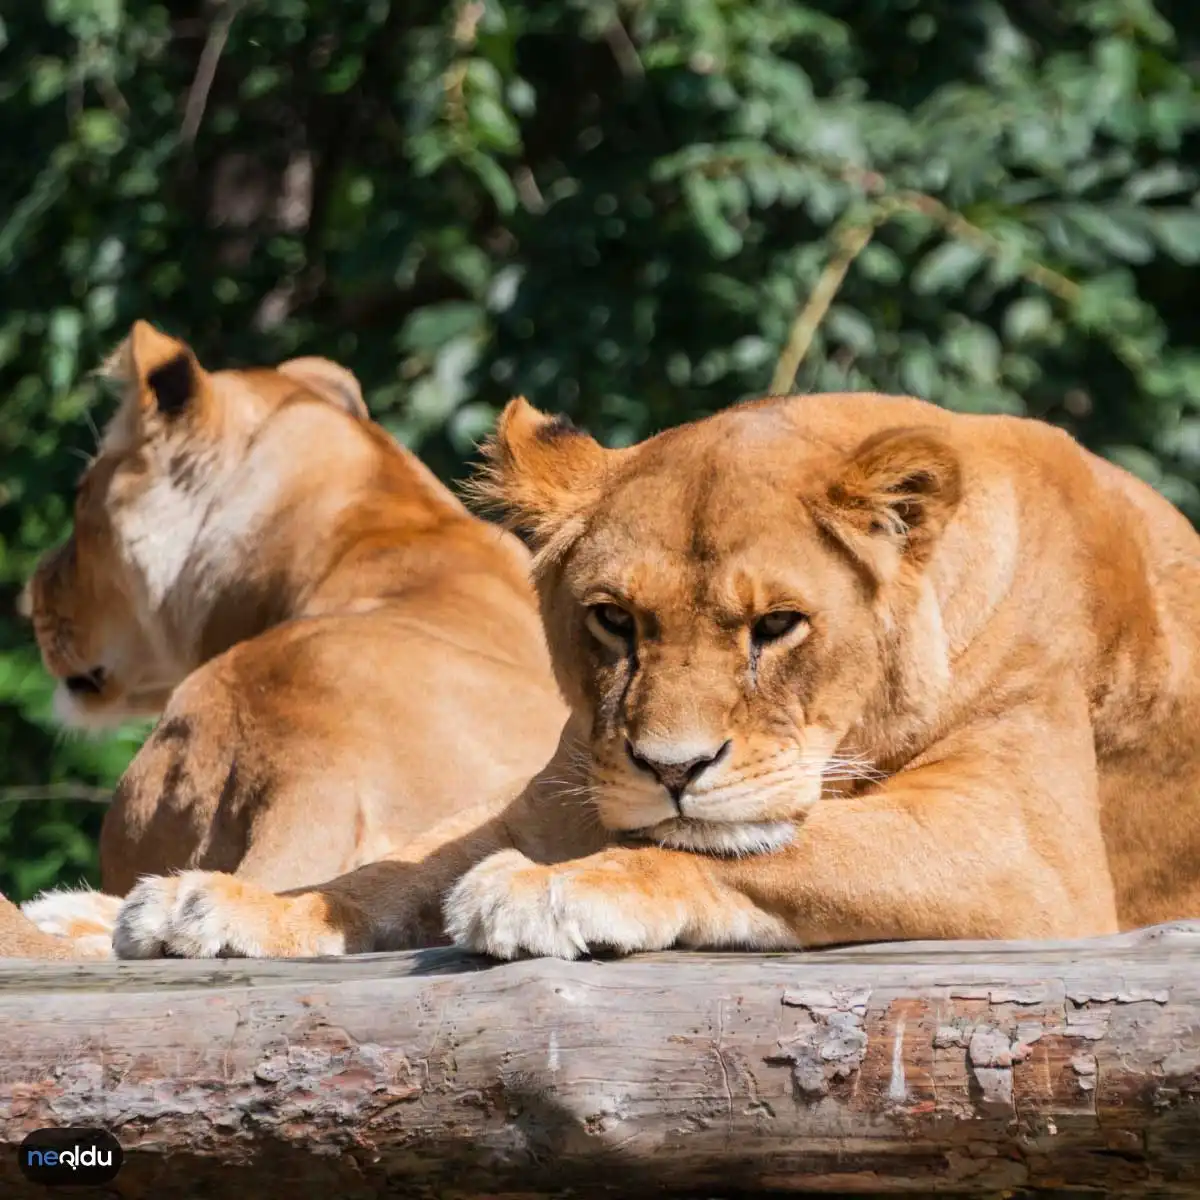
[{"xmin": 1, "ymin": 922, "xmax": 1199, "ymax": 1199}]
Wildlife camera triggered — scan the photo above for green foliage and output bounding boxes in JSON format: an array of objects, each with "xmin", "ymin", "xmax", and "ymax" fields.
[{"xmin": 0, "ymin": 0, "xmax": 1197, "ymax": 896}]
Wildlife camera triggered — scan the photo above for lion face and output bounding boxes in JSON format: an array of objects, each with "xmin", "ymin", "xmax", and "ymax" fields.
[
  {"xmin": 23, "ymin": 320, "xmax": 369, "ymax": 730},
  {"xmin": 474, "ymin": 396, "xmax": 963, "ymax": 855}
]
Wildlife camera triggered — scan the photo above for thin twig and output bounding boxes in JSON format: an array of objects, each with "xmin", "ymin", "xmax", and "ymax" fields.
[
  {"xmin": 0, "ymin": 784, "xmax": 113, "ymax": 806},
  {"xmin": 691, "ymin": 149, "xmax": 1122, "ymax": 383},
  {"xmin": 891, "ymin": 187, "xmax": 1079, "ymax": 304},
  {"xmin": 94, "ymin": 73, "xmax": 131, "ymax": 120},
  {"xmin": 604, "ymin": 19, "xmax": 645, "ymax": 80},
  {"xmin": 690, "ymin": 150, "xmax": 1090, "ymax": 308},
  {"xmin": 770, "ymin": 204, "xmax": 890, "ymax": 394},
  {"xmin": 884, "ymin": 184, "xmax": 1141, "ymax": 367},
  {"xmin": 813, "ymin": 159, "xmax": 1084, "ymax": 307},
  {"xmin": 180, "ymin": 0, "xmax": 247, "ymax": 146},
  {"xmin": 762, "ymin": 150, "xmax": 1151, "ymax": 390}
]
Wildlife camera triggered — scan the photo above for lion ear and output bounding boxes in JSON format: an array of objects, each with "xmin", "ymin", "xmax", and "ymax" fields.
[
  {"xmin": 465, "ymin": 397, "xmax": 609, "ymax": 550},
  {"xmin": 814, "ymin": 426, "xmax": 963, "ymax": 579},
  {"xmin": 277, "ymin": 356, "xmax": 368, "ymax": 420},
  {"xmin": 101, "ymin": 320, "xmax": 207, "ymax": 418}
]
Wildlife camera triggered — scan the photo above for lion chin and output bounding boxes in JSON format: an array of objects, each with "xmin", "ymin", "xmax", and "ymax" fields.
[{"xmin": 619, "ymin": 818, "xmax": 797, "ymax": 857}]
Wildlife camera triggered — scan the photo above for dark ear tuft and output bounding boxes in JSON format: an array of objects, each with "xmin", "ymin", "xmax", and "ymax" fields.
[
  {"xmin": 147, "ymin": 353, "xmax": 195, "ymax": 417},
  {"xmin": 536, "ymin": 413, "xmax": 584, "ymax": 443},
  {"xmin": 462, "ymin": 396, "xmax": 609, "ymax": 553},
  {"xmin": 877, "ymin": 468, "xmax": 942, "ymax": 533}
]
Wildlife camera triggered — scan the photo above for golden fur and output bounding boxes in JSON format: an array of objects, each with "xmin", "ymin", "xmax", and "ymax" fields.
[
  {"xmin": 108, "ymin": 391, "xmax": 1200, "ymax": 960},
  {"xmin": 3, "ymin": 324, "xmax": 565, "ymax": 958},
  {"xmin": 0, "ymin": 894, "xmax": 112, "ymax": 960}
]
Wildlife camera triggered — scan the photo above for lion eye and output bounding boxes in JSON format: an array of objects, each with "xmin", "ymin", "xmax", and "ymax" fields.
[
  {"xmin": 587, "ymin": 603, "xmax": 635, "ymax": 642},
  {"xmin": 751, "ymin": 611, "xmax": 806, "ymax": 644}
]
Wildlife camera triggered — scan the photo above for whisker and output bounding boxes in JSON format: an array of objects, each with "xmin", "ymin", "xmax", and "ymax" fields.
[{"xmin": 83, "ymin": 406, "xmax": 101, "ymax": 450}]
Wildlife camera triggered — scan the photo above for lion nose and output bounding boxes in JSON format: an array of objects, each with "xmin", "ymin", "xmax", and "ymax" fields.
[
  {"xmin": 64, "ymin": 667, "xmax": 107, "ymax": 696},
  {"xmin": 625, "ymin": 738, "xmax": 731, "ymax": 803}
]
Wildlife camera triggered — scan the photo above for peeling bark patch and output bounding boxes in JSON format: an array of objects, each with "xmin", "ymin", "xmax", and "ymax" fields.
[
  {"xmin": 967, "ymin": 1026, "xmax": 1014, "ymax": 1068},
  {"xmin": 934, "ymin": 1025, "xmax": 965, "ymax": 1049},
  {"xmin": 1066, "ymin": 986, "xmax": 1169, "ymax": 1005},
  {"xmin": 1071, "ymin": 1052, "xmax": 1098, "ymax": 1092},
  {"xmin": 781, "ymin": 987, "xmax": 870, "ymax": 1015},
  {"xmin": 1015, "ymin": 1020, "xmax": 1044, "ymax": 1048},
  {"xmin": 967, "ymin": 1026, "xmax": 1016, "ymax": 1116},
  {"xmin": 32, "ymin": 1028, "xmax": 424, "ymax": 1143},
  {"xmin": 768, "ymin": 987, "xmax": 870, "ymax": 1099},
  {"xmin": 1065, "ymin": 1005, "xmax": 1112, "ymax": 1040},
  {"xmin": 987, "ymin": 985, "xmax": 1047, "ymax": 1005}
]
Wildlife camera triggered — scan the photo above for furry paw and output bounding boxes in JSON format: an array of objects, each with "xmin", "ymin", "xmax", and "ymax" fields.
[
  {"xmin": 22, "ymin": 888, "xmax": 122, "ymax": 955},
  {"xmin": 113, "ymin": 872, "xmax": 349, "ymax": 959},
  {"xmin": 444, "ymin": 849, "xmax": 671, "ymax": 960}
]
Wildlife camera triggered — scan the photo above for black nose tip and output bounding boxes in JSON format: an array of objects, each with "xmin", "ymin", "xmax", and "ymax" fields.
[
  {"xmin": 64, "ymin": 667, "xmax": 106, "ymax": 696},
  {"xmin": 625, "ymin": 738, "xmax": 732, "ymax": 802}
]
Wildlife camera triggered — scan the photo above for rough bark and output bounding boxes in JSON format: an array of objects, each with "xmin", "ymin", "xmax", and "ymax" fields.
[{"xmin": 1, "ymin": 922, "xmax": 1198, "ymax": 1199}]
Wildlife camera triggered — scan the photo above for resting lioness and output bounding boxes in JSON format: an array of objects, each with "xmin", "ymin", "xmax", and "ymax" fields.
[
  {"xmin": 111, "ymin": 391, "xmax": 1200, "ymax": 960},
  {"xmin": 5, "ymin": 323, "xmax": 565, "ymax": 958}
]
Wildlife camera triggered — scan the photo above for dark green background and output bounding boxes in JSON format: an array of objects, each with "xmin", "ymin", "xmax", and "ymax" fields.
[{"xmin": 1, "ymin": 0, "xmax": 1197, "ymax": 898}]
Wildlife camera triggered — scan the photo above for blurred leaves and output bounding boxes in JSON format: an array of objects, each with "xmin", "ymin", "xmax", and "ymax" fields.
[{"xmin": 0, "ymin": 0, "xmax": 1198, "ymax": 896}]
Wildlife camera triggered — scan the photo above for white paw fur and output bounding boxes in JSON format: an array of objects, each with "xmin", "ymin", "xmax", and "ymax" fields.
[
  {"xmin": 444, "ymin": 849, "xmax": 669, "ymax": 961},
  {"xmin": 73, "ymin": 934, "xmax": 116, "ymax": 959},
  {"xmin": 113, "ymin": 872, "xmax": 260, "ymax": 959},
  {"xmin": 22, "ymin": 888, "xmax": 122, "ymax": 940}
]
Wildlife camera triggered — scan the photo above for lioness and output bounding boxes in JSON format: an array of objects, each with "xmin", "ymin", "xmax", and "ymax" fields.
[
  {"xmin": 112, "ymin": 392, "xmax": 1200, "ymax": 961},
  {"xmin": 6, "ymin": 323, "xmax": 565, "ymax": 958}
]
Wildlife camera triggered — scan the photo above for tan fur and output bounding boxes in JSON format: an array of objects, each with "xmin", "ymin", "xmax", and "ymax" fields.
[
  {"xmin": 0, "ymin": 895, "xmax": 110, "ymax": 960},
  {"xmin": 5, "ymin": 324, "xmax": 566, "ymax": 958},
  {"xmin": 109, "ymin": 392, "xmax": 1200, "ymax": 960}
]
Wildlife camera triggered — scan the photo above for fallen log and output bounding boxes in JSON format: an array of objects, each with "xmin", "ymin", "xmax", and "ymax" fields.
[{"xmin": 1, "ymin": 922, "xmax": 1198, "ymax": 1199}]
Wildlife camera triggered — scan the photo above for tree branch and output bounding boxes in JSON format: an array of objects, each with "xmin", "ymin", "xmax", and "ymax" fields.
[
  {"xmin": 181, "ymin": 0, "xmax": 248, "ymax": 147},
  {"xmin": 0, "ymin": 784, "xmax": 112, "ymax": 806},
  {"xmin": 2, "ymin": 922, "xmax": 1198, "ymax": 1195},
  {"xmin": 770, "ymin": 204, "xmax": 890, "ymax": 394}
]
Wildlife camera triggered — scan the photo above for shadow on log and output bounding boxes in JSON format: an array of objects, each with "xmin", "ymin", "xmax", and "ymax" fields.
[{"xmin": 1, "ymin": 922, "xmax": 1199, "ymax": 1198}]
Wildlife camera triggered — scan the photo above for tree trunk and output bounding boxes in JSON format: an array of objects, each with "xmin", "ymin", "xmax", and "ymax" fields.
[{"xmin": 2, "ymin": 922, "xmax": 1198, "ymax": 1198}]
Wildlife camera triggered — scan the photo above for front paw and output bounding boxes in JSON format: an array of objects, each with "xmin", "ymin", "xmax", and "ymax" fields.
[
  {"xmin": 113, "ymin": 872, "xmax": 346, "ymax": 960},
  {"xmin": 22, "ymin": 888, "xmax": 122, "ymax": 946},
  {"xmin": 444, "ymin": 849, "xmax": 666, "ymax": 961}
]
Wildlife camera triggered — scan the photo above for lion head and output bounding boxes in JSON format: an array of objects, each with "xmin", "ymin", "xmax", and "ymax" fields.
[
  {"xmin": 472, "ymin": 394, "xmax": 965, "ymax": 856},
  {"xmin": 23, "ymin": 320, "xmax": 370, "ymax": 730}
]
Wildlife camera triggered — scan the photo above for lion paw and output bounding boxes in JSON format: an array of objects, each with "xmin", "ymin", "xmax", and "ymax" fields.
[
  {"xmin": 114, "ymin": 873, "xmax": 249, "ymax": 959},
  {"xmin": 113, "ymin": 872, "xmax": 341, "ymax": 959},
  {"xmin": 444, "ymin": 849, "xmax": 667, "ymax": 961},
  {"xmin": 22, "ymin": 888, "xmax": 121, "ymax": 955}
]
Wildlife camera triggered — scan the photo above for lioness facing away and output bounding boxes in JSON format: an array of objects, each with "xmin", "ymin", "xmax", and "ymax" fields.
[
  {"xmin": 5, "ymin": 322, "xmax": 565, "ymax": 958},
  {"xmin": 111, "ymin": 391, "xmax": 1200, "ymax": 961}
]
